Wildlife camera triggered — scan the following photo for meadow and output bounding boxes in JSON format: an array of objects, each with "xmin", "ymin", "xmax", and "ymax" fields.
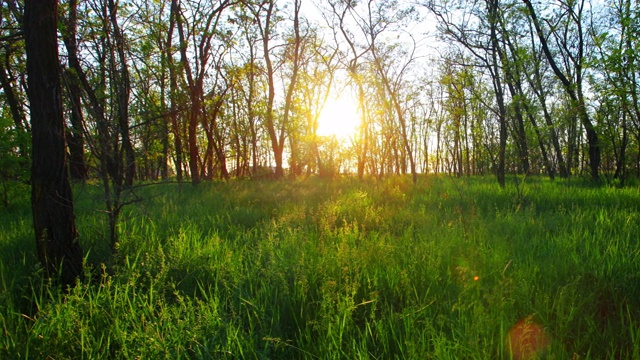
[{"xmin": 1, "ymin": 175, "xmax": 639, "ymax": 359}]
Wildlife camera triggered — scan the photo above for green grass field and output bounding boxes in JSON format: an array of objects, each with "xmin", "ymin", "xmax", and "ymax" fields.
[{"xmin": 1, "ymin": 176, "xmax": 639, "ymax": 359}]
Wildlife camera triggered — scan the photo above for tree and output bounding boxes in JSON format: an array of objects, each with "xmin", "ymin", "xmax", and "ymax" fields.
[
  {"xmin": 364, "ymin": 3, "xmax": 419, "ymax": 183},
  {"xmin": 591, "ymin": 0, "xmax": 640, "ymax": 183},
  {"xmin": 281, "ymin": 0, "xmax": 304, "ymax": 178},
  {"xmin": 523, "ymin": 0, "xmax": 601, "ymax": 180},
  {"xmin": 25, "ymin": 0, "xmax": 83, "ymax": 286},
  {"xmin": 425, "ymin": 0, "xmax": 509, "ymax": 187},
  {"xmin": 230, "ymin": 6, "xmax": 264, "ymax": 175},
  {"xmin": 0, "ymin": 0, "xmax": 30, "ymax": 201},
  {"xmin": 107, "ymin": 0, "xmax": 136, "ymax": 187},
  {"xmin": 60, "ymin": 0, "xmax": 88, "ymax": 181},
  {"xmin": 440, "ymin": 58, "xmax": 470, "ymax": 177},
  {"xmin": 523, "ymin": 15, "xmax": 569, "ymax": 178},
  {"xmin": 173, "ymin": 0, "xmax": 234, "ymax": 184},
  {"xmin": 126, "ymin": 0, "xmax": 172, "ymax": 180},
  {"xmin": 324, "ymin": 0, "xmax": 373, "ymax": 180},
  {"xmin": 295, "ymin": 29, "xmax": 340, "ymax": 177},
  {"xmin": 247, "ymin": 0, "xmax": 287, "ymax": 179}
]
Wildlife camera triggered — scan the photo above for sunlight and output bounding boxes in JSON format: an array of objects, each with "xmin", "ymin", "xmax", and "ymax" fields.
[{"xmin": 317, "ymin": 91, "xmax": 360, "ymax": 140}]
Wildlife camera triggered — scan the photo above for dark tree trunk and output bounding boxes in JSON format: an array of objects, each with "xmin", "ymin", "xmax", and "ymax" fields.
[
  {"xmin": 167, "ymin": 1, "xmax": 183, "ymax": 181},
  {"xmin": 504, "ymin": 81, "xmax": 530, "ymax": 174},
  {"xmin": 206, "ymin": 96, "xmax": 230, "ymax": 180},
  {"xmin": 187, "ymin": 93, "xmax": 201, "ymax": 184},
  {"xmin": 614, "ymin": 110, "xmax": 628, "ymax": 185},
  {"xmin": 173, "ymin": 0, "xmax": 205, "ymax": 185},
  {"xmin": 108, "ymin": 0, "xmax": 135, "ymax": 187},
  {"xmin": 25, "ymin": 0, "xmax": 83, "ymax": 286},
  {"xmin": 64, "ymin": 67, "xmax": 88, "ymax": 181},
  {"xmin": 61, "ymin": 0, "xmax": 88, "ymax": 181},
  {"xmin": 488, "ymin": 0, "xmax": 507, "ymax": 187}
]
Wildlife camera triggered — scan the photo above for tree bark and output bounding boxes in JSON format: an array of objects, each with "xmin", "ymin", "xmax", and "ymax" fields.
[
  {"xmin": 61, "ymin": 0, "xmax": 88, "ymax": 181},
  {"xmin": 25, "ymin": 0, "xmax": 83, "ymax": 286}
]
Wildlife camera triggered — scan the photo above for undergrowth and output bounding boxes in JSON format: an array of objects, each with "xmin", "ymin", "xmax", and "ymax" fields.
[{"xmin": 1, "ymin": 175, "xmax": 639, "ymax": 359}]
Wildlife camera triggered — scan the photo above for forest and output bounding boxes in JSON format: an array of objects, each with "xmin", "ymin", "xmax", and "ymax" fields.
[
  {"xmin": 1, "ymin": 0, "xmax": 640, "ymax": 358},
  {"xmin": 2, "ymin": 0, "xmax": 639, "ymax": 188}
]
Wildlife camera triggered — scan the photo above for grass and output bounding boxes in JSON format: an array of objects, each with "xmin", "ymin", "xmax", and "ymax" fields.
[{"xmin": 1, "ymin": 175, "xmax": 639, "ymax": 359}]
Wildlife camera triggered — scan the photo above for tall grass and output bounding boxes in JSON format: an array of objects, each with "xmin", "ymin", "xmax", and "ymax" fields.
[{"xmin": 1, "ymin": 175, "xmax": 638, "ymax": 358}]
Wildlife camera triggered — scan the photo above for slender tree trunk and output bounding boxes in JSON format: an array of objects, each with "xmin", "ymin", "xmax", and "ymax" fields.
[
  {"xmin": 280, "ymin": 0, "xmax": 302, "ymax": 178},
  {"xmin": 166, "ymin": 1, "xmax": 183, "ymax": 181},
  {"xmin": 614, "ymin": 110, "xmax": 628, "ymax": 185},
  {"xmin": 61, "ymin": 0, "xmax": 87, "ymax": 181},
  {"xmin": 505, "ymin": 81, "xmax": 530, "ymax": 174},
  {"xmin": 497, "ymin": 13, "xmax": 531, "ymax": 176},
  {"xmin": 523, "ymin": 0, "xmax": 600, "ymax": 180},
  {"xmin": 525, "ymin": 37, "xmax": 568, "ymax": 178},
  {"xmin": 158, "ymin": 64, "xmax": 169, "ymax": 180},
  {"xmin": 355, "ymin": 81, "xmax": 369, "ymax": 179},
  {"xmin": 64, "ymin": 69, "xmax": 88, "ymax": 181},
  {"xmin": 372, "ymin": 59, "xmax": 418, "ymax": 183},
  {"xmin": 488, "ymin": 0, "xmax": 507, "ymax": 187},
  {"xmin": 203, "ymin": 95, "xmax": 229, "ymax": 180},
  {"xmin": 173, "ymin": 0, "xmax": 201, "ymax": 184},
  {"xmin": 257, "ymin": 0, "xmax": 285, "ymax": 179},
  {"xmin": 108, "ymin": 0, "xmax": 135, "ymax": 187},
  {"xmin": 25, "ymin": 0, "xmax": 82, "ymax": 286},
  {"xmin": 523, "ymin": 98, "xmax": 555, "ymax": 179}
]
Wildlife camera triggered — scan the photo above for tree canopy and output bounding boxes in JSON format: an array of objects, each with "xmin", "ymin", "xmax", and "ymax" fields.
[{"xmin": 2, "ymin": 0, "xmax": 639, "ymax": 190}]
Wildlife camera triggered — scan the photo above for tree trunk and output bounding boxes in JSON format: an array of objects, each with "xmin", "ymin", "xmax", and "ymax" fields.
[
  {"xmin": 61, "ymin": 0, "xmax": 88, "ymax": 181},
  {"xmin": 258, "ymin": 0, "xmax": 285, "ymax": 179},
  {"xmin": 25, "ymin": 0, "xmax": 83, "ymax": 286},
  {"xmin": 355, "ymin": 81, "xmax": 369, "ymax": 180},
  {"xmin": 371, "ymin": 55, "xmax": 418, "ymax": 184},
  {"xmin": 64, "ymin": 68, "xmax": 88, "ymax": 181},
  {"xmin": 108, "ymin": 0, "xmax": 135, "ymax": 187},
  {"xmin": 505, "ymin": 81, "xmax": 530, "ymax": 174},
  {"xmin": 523, "ymin": 0, "xmax": 600, "ymax": 180},
  {"xmin": 488, "ymin": 0, "xmax": 507, "ymax": 187},
  {"xmin": 173, "ymin": 0, "xmax": 201, "ymax": 184},
  {"xmin": 166, "ymin": 1, "xmax": 183, "ymax": 181},
  {"xmin": 524, "ymin": 33, "xmax": 568, "ymax": 178}
]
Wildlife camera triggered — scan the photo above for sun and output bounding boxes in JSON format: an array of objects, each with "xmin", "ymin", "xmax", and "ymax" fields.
[{"xmin": 317, "ymin": 91, "xmax": 360, "ymax": 140}]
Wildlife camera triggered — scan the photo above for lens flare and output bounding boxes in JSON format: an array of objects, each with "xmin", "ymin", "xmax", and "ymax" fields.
[{"xmin": 506, "ymin": 315, "xmax": 550, "ymax": 360}]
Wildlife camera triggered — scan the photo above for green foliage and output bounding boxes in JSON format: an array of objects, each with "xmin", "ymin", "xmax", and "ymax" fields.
[
  {"xmin": 0, "ymin": 114, "xmax": 29, "ymax": 208},
  {"xmin": 1, "ymin": 176, "xmax": 639, "ymax": 358}
]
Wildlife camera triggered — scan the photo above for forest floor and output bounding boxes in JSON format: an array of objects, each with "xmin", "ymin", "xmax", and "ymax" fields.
[{"xmin": 1, "ymin": 175, "xmax": 639, "ymax": 359}]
